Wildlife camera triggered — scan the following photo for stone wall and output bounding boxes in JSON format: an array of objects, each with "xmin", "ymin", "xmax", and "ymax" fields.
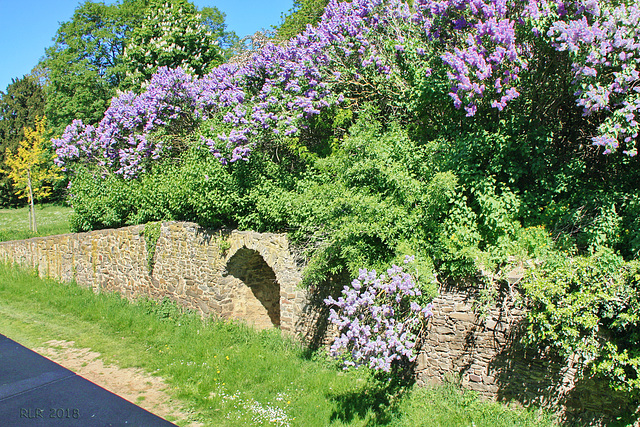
[
  {"xmin": 0, "ymin": 223, "xmax": 637, "ymax": 424},
  {"xmin": 0, "ymin": 222, "xmax": 307, "ymax": 334},
  {"xmin": 416, "ymin": 283, "xmax": 638, "ymax": 425}
]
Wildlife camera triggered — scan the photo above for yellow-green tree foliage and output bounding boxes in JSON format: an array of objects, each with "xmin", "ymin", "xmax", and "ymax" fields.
[{"xmin": 3, "ymin": 116, "xmax": 61, "ymax": 231}]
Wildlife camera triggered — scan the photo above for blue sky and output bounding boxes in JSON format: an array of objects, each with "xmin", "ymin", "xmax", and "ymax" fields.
[{"xmin": 0, "ymin": 0, "xmax": 293, "ymax": 92}]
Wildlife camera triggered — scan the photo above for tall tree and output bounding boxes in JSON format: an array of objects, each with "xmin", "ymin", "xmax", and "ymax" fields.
[
  {"xmin": 0, "ymin": 75, "xmax": 46, "ymax": 207},
  {"xmin": 201, "ymin": 6, "xmax": 239, "ymax": 59},
  {"xmin": 120, "ymin": 0, "xmax": 225, "ymax": 91},
  {"xmin": 3, "ymin": 116, "xmax": 61, "ymax": 232},
  {"xmin": 42, "ymin": 0, "xmax": 147, "ymax": 135},
  {"xmin": 41, "ymin": 0, "xmax": 234, "ymax": 135}
]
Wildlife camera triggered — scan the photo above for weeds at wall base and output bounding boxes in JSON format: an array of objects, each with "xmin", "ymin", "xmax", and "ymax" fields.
[{"xmin": 141, "ymin": 221, "xmax": 161, "ymax": 274}]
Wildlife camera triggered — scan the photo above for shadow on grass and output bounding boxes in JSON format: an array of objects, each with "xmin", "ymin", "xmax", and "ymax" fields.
[{"xmin": 328, "ymin": 368, "xmax": 415, "ymax": 425}]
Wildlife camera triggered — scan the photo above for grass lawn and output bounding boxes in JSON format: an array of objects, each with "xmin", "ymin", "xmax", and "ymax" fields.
[
  {"xmin": 0, "ymin": 263, "xmax": 557, "ymax": 426},
  {"xmin": 0, "ymin": 203, "xmax": 73, "ymax": 242}
]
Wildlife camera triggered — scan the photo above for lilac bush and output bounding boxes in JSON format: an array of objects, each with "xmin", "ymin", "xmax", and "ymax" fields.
[
  {"xmin": 54, "ymin": 67, "xmax": 199, "ymax": 178},
  {"xmin": 412, "ymin": 0, "xmax": 527, "ymax": 116},
  {"xmin": 196, "ymin": 0, "xmax": 403, "ymax": 163},
  {"xmin": 54, "ymin": 0, "xmax": 640, "ymax": 178},
  {"xmin": 410, "ymin": 0, "xmax": 640, "ymax": 154},
  {"xmin": 324, "ymin": 256, "xmax": 434, "ymax": 373},
  {"xmin": 55, "ymin": 0, "xmax": 396, "ymax": 174},
  {"xmin": 546, "ymin": 1, "xmax": 640, "ymax": 156}
]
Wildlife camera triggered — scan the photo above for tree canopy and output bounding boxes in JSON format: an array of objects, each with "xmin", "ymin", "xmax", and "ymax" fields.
[
  {"xmin": 0, "ymin": 75, "xmax": 46, "ymax": 206},
  {"xmin": 121, "ymin": 0, "xmax": 226, "ymax": 91},
  {"xmin": 42, "ymin": 0, "xmax": 138, "ymax": 135},
  {"xmin": 3, "ymin": 116, "xmax": 61, "ymax": 232},
  {"xmin": 41, "ymin": 0, "xmax": 234, "ymax": 135}
]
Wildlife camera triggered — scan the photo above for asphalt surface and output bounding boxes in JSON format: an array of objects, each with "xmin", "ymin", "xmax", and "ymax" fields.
[{"xmin": 0, "ymin": 334, "xmax": 177, "ymax": 426}]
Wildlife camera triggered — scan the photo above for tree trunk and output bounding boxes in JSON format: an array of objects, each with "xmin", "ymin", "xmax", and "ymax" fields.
[{"xmin": 27, "ymin": 169, "xmax": 37, "ymax": 233}]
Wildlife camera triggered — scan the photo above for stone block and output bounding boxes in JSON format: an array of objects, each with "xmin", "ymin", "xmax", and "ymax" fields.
[
  {"xmin": 450, "ymin": 312, "xmax": 475, "ymax": 322},
  {"xmin": 434, "ymin": 326, "xmax": 453, "ymax": 335},
  {"xmin": 186, "ymin": 289, "xmax": 200, "ymax": 298},
  {"xmin": 483, "ymin": 375, "xmax": 495, "ymax": 385},
  {"xmin": 454, "ymin": 302, "xmax": 472, "ymax": 312},
  {"xmin": 506, "ymin": 266, "xmax": 525, "ymax": 285},
  {"xmin": 468, "ymin": 374, "xmax": 483, "ymax": 383},
  {"xmin": 198, "ymin": 301, "xmax": 211, "ymax": 314},
  {"xmin": 484, "ymin": 319, "xmax": 497, "ymax": 330}
]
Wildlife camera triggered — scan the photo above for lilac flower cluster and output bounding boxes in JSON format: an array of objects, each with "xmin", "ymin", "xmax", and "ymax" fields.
[
  {"xmin": 547, "ymin": 1, "xmax": 640, "ymax": 156},
  {"xmin": 54, "ymin": 67, "xmax": 198, "ymax": 178},
  {"xmin": 411, "ymin": 0, "xmax": 527, "ymax": 116},
  {"xmin": 324, "ymin": 256, "xmax": 434, "ymax": 373}
]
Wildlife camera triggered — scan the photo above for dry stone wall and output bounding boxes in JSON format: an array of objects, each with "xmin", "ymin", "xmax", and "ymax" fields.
[
  {"xmin": 0, "ymin": 223, "xmax": 636, "ymax": 424},
  {"xmin": 417, "ymin": 284, "xmax": 637, "ymax": 425},
  {"xmin": 0, "ymin": 222, "xmax": 307, "ymax": 334}
]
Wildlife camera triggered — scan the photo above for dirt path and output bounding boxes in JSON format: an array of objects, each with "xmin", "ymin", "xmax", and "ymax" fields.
[{"xmin": 34, "ymin": 340, "xmax": 202, "ymax": 427}]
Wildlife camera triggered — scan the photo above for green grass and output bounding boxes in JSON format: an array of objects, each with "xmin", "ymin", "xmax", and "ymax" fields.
[
  {"xmin": 0, "ymin": 263, "xmax": 557, "ymax": 426},
  {"xmin": 0, "ymin": 203, "xmax": 73, "ymax": 242}
]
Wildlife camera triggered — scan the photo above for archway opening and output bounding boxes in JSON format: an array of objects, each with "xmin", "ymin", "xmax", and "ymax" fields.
[{"xmin": 225, "ymin": 247, "xmax": 280, "ymax": 328}]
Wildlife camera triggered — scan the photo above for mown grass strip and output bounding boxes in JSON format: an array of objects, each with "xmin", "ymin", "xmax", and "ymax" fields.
[
  {"xmin": 0, "ymin": 263, "xmax": 556, "ymax": 426},
  {"xmin": 0, "ymin": 204, "xmax": 73, "ymax": 242}
]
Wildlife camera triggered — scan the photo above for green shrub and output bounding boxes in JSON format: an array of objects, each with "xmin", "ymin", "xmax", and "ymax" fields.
[
  {"xmin": 522, "ymin": 249, "xmax": 640, "ymax": 396},
  {"xmin": 68, "ymin": 146, "xmax": 245, "ymax": 231},
  {"xmin": 68, "ymin": 169, "xmax": 133, "ymax": 231}
]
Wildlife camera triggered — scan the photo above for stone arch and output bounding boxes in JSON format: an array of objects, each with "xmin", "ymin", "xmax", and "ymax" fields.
[
  {"xmin": 224, "ymin": 247, "xmax": 280, "ymax": 329},
  {"xmin": 223, "ymin": 230, "xmax": 303, "ymax": 332}
]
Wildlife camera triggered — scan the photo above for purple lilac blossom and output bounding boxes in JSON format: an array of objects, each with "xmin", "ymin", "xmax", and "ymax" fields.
[
  {"xmin": 324, "ymin": 258, "xmax": 433, "ymax": 372},
  {"xmin": 54, "ymin": 0, "xmax": 639, "ymax": 176},
  {"xmin": 547, "ymin": 1, "xmax": 640, "ymax": 155}
]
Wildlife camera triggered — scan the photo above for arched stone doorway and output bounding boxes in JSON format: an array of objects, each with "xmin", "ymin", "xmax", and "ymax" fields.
[{"xmin": 224, "ymin": 247, "xmax": 280, "ymax": 329}]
